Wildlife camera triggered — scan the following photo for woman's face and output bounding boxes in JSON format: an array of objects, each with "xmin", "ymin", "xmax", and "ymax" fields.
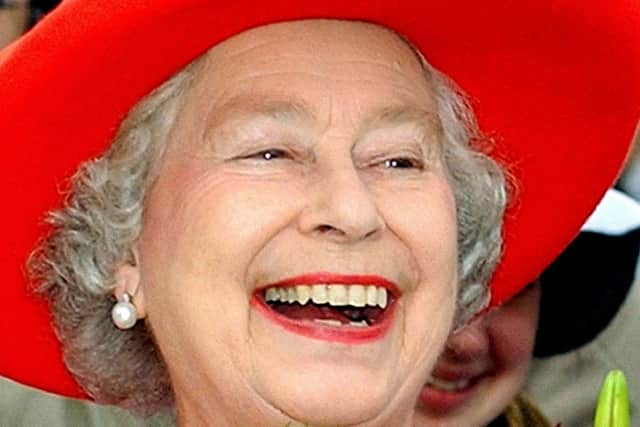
[
  {"xmin": 0, "ymin": 0, "xmax": 28, "ymax": 49},
  {"xmin": 132, "ymin": 20, "xmax": 458, "ymax": 426},
  {"xmin": 414, "ymin": 283, "xmax": 541, "ymax": 427}
]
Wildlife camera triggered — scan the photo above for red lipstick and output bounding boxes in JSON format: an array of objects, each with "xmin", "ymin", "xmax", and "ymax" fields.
[{"xmin": 251, "ymin": 272, "xmax": 400, "ymax": 344}]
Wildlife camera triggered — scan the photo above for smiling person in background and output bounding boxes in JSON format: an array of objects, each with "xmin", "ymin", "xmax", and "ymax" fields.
[
  {"xmin": 416, "ymin": 283, "xmax": 544, "ymax": 427},
  {"xmin": 0, "ymin": 2, "xmax": 638, "ymax": 426},
  {"xmin": 415, "ymin": 189, "xmax": 640, "ymax": 427}
]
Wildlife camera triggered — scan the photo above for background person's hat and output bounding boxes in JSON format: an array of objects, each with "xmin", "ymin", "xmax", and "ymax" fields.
[
  {"xmin": 535, "ymin": 189, "xmax": 640, "ymax": 357},
  {"xmin": 1, "ymin": 0, "xmax": 638, "ymax": 399}
]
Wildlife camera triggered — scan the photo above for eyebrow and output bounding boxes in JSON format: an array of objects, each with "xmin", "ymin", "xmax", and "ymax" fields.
[
  {"xmin": 205, "ymin": 94, "xmax": 443, "ymax": 144},
  {"xmin": 207, "ymin": 94, "xmax": 316, "ymax": 128},
  {"xmin": 356, "ymin": 105, "xmax": 444, "ymax": 141}
]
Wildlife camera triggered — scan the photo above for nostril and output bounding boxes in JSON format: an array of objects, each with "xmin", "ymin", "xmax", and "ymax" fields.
[{"xmin": 317, "ymin": 224, "xmax": 340, "ymax": 234}]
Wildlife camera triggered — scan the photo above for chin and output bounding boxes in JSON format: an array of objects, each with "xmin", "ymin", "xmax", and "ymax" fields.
[
  {"xmin": 241, "ymin": 275, "xmax": 455, "ymax": 426},
  {"xmin": 252, "ymin": 353, "xmax": 401, "ymax": 425}
]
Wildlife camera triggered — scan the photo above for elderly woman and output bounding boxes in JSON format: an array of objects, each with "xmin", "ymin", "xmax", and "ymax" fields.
[
  {"xmin": 0, "ymin": 1, "xmax": 638, "ymax": 426},
  {"xmin": 33, "ymin": 20, "xmax": 505, "ymax": 426}
]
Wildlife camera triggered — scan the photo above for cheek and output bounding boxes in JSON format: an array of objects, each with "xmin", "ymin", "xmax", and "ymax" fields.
[
  {"xmin": 491, "ymin": 326, "xmax": 535, "ymax": 372},
  {"xmin": 488, "ymin": 285, "xmax": 541, "ymax": 374},
  {"xmin": 488, "ymin": 308, "xmax": 538, "ymax": 374},
  {"xmin": 139, "ymin": 164, "xmax": 303, "ymax": 296},
  {"xmin": 379, "ymin": 177, "xmax": 458, "ymax": 278},
  {"xmin": 377, "ymin": 177, "xmax": 458, "ymax": 357},
  {"xmin": 137, "ymin": 164, "xmax": 307, "ymax": 373}
]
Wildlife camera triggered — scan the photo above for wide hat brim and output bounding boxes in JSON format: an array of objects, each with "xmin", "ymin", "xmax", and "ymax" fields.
[{"xmin": 1, "ymin": 0, "xmax": 638, "ymax": 399}]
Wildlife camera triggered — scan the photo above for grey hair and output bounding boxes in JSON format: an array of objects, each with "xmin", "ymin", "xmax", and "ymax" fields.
[
  {"xmin": 29, "ymin": 50, "xmax": 506, "ymax": 414},
  {"xmin": 429, "ymin": 67, "xmax": 508, "ymax": 325},
  {"xmin": 396, "ymin": 32, "xmax": 508, "ymax": 324},
  {"xmin": 28, "ymin": 60, "xmax": 202, "ymax": 416}
]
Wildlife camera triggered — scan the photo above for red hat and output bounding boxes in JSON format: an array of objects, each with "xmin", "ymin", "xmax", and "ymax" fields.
[{"xmin": 1, "ymin": 0, "xmax": 638, "ymax": 399}]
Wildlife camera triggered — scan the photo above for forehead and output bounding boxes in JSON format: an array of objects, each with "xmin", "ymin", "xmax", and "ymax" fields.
[
  {"xmin": 208, "ymin": 19, "xmax": 422, "ymax": 65},
  {"xmin": 182, "ymin": 19, "xmax": 436, "ymax": 119}
]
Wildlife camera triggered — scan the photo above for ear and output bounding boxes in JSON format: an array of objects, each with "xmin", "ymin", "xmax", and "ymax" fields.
[{"xmin": 113, "ymin": 262, "xmax": 146, "ymax": 319}]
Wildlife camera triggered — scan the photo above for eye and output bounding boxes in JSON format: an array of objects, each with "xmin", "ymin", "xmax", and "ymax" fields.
[
  {"xmin": 383, "ymin": 157, "xmax": 423, "ymax": 170},
  {"xmin": 245, "ymin": 148, "xmax": 289, "ymax": 161}
]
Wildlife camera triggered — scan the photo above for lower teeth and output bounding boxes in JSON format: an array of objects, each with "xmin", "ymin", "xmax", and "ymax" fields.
[
  {"xmin": 313, "ymin": 319, "xmax": 342, "ymax": 327},
  {"xmin": 349, "ymin": 320, "xmax": 368, "ymax": 328},
  {"xmin": 312, "ymin": 319, "xmax": 369, "ymax": 328}
]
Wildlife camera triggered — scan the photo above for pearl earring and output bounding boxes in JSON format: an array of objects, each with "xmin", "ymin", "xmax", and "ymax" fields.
[{"xmin": 111, "ymin": 292, "xmax": 138, "ymax": 330}]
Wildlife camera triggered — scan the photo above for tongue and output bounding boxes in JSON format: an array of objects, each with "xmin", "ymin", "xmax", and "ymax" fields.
[{"xmin": 273, "ymin": 303, "xmax": 352, "ymax": 324}]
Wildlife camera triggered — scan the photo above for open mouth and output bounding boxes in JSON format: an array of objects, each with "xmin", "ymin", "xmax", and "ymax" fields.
[
  {"xmin": 252, "ymin": 277, "xmax": 398, "ymax": 343},
  {"xmin": 427, "ymin": 376, "xmax": 475, "ymax": 392},
  {"xmin": 419, "ymin": 374, "xmax": 484, "ymax": 413},
  {"xmin": 265, "ymin": 284, "xmax": 391, "ymax": 326}
]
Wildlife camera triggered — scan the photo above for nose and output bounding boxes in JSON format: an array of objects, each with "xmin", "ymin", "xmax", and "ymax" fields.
[
  {"xmin": 298, "ymin": 164, "xmax": 385, "ymax": 244},
  {"xmin": 440, "ymin": 318, "xmax": 490, "ymax": 363}
]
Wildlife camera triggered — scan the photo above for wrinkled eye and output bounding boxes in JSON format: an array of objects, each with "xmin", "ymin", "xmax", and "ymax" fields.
[
  {"xmin": 248, "ymin": 149, "xmax": 288, "ymax": 161},
  {"xmin": 383, "ymin": 158, "xmax": 423, "ymax": 169}
]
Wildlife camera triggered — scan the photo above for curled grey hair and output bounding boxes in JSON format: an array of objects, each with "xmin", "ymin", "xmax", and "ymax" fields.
[
  {"xmin": 429, "ymin": 66, "xmax": 508, "ymax": 325},
  {"xmin": 29, "ymin": 50, "xmax": 506, "ymax": 415},
  {"xmin": 28, "ymin": 61, "xmax": 201, "ymax": 416}
]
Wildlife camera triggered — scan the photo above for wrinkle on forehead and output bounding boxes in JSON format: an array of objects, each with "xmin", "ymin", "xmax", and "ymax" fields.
[
  {"xmin": 188, "ymin": 19, "xmax": 435, "ymax": 103},
  {"xmin": 203, "ymin": 19, "xmax": 426, "ymax": 73},
  {"xmin": 177, "ymin": 19, "xmax": 442, "ymax": 154}
]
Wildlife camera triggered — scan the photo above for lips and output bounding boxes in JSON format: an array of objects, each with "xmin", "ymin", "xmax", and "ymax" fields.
[
  {"xmin": 251, "ymin": 273, "xmax": 400, "ymax": 344},
  {"xmin": 419, "ymin": 368, "xmax": 487, "ymax": 413}
]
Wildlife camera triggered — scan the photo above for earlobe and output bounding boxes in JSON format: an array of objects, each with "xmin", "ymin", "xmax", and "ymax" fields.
[{"xmin": 113, "ymin": 263, "xmax": 146, "ymax": 320}]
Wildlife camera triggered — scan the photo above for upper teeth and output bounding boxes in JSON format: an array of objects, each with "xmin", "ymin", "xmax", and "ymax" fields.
[{"xmin": 265, "ymin": 284, "xmax": 389, "ymax": 309}]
